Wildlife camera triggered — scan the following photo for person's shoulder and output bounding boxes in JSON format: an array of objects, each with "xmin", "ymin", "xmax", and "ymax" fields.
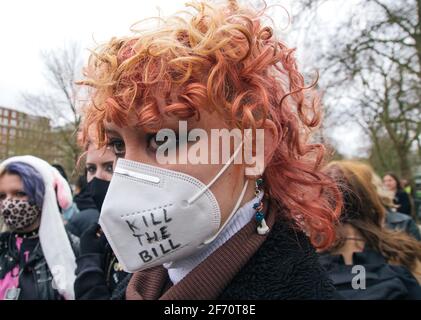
[
  {"xmin": 387, "ymin": 264, "xmax": 421, "ymax": 298},
  {"xmin": 318, "ymin": 249, "xmax": 421, "ymax": 299},
  {"xmin": 220, "ymin": 214, "xmax": 336, "ymax": 299},
  {"xmin": 389, "ymin": 263, "xmax": 417, "ymax": 279},
  {"xmin": 318, "ymin": 251, "xmax": 344, "ymax": 270}
]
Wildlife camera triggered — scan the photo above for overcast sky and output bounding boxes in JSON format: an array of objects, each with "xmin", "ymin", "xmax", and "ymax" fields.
[
  {"xmin": 0, "ymin": 0, "xmax": 365, "ymax": 157},
  {"xmin": 0, "ymin": 0, "xmax": 186, "ymax": 110}
]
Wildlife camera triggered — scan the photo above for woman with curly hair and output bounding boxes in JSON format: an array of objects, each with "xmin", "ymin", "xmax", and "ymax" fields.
[{"xmin": 78, "ymin": 0, "xmax": 342, "ymax": 300}]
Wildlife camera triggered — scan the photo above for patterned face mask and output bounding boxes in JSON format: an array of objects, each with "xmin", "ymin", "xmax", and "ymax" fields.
[{"xmin": 0, "ymin": 199, "xmax": 41, "ymax": 232}]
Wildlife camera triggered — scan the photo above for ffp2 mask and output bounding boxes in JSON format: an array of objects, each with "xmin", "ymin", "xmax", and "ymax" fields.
[{"xmin": 99, "ymin": 144, "xmax": 248, "ymax": 273}]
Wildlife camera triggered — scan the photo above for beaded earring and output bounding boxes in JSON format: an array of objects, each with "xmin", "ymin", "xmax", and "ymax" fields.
[{"xmin": 253, "ymin": 178, "xmax": 269, "ymax": 235}]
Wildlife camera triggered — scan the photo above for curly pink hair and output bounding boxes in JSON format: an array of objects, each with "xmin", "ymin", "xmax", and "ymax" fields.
[{"xmin": 79, "ymin": 0, "xmax": 341, "ymax": 249}]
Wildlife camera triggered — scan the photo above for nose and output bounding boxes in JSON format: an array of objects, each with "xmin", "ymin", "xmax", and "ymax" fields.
[{"xmin": 95, "ymin": 168, "xmax": 110, "ymax": 182}]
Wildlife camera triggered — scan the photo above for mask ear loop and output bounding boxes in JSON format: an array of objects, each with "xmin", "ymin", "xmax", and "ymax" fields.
[
  {"xmin": 202, "ymin": 179, "xmax": 249, "ymax": 245},
  {"xmin": 187, "ymin": 141, "xmax": 249, "ymax": 245},
  {"xmin": 187, "ymin": 142, "xmax": 244, "ymax": 205}
]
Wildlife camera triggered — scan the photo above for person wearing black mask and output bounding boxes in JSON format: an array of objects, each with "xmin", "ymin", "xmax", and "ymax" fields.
[
  {"xmin": 71, "ymin": 140, "xmax": 130, "ymax": 299},
  {"xmin": 66, "ymin": 144, "xmax": 114, "ymax": 236},
  {"xmin": 73, "ymin": 173, "xmax": 110, "ymax": 213}
]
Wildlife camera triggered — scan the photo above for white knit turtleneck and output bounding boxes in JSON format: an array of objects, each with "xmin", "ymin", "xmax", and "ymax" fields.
[{"xmin": 163, "ymin": 193, "xmax": 263, "ymax": 285}]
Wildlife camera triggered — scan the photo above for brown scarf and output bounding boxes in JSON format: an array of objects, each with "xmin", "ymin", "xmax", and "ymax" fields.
[{"xmin": 126, "ymin": 204, "xmax": 276, "ymax": 300}]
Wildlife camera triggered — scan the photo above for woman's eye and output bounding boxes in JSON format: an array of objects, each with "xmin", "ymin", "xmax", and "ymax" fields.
[
  {"xmin": 108, "ymin": 138, "xmax": 126, "ymax": 156},
  {"xmin": 105, "ymin": 164, "xmax": 114, "ymax": 174},
  {"xmin": 86, "ymin": 166, "xmax": 96, "ymax": 174},
  {"xmin": 16, "ymin": 191, "xmax": 27, "ymax": 198}
]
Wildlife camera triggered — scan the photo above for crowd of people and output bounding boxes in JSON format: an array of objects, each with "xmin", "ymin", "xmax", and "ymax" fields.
[{"xmin": 1, "ymin": 0, "xmax": 420, "ymax": 300}]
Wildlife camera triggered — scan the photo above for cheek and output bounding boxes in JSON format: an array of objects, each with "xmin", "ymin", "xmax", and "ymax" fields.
[
  {"xmin": 208, "ymin": 165, "xmax": 244, "ymax": 217},
  {"xmin": 386, "ymin": 180, "xmax": 395, "ymax": 188},
  {"xmin": 18, "ymin": 195, "xmax": 29, "ymax": 202},
  {"xmin": 104, "ymin": 171, "xmax": 113, "ymax": 181},
  {"xmin": 171, "ymin": 163, "xmax": 221, "ymax": 184},
  {"xmin": 87, "ymin": 173, "xmax": 94, "ymax": 183},
  {"xmin": 7, "ymin": 196, "xmax": 28, "ymax": 202}
]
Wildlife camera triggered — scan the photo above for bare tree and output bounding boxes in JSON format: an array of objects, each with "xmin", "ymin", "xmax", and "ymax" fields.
[
  {"xmin": 292, "ymin": 0, "xmax": 421, "ymax": 179},
  {"xmin": 21, "ymin": 43, "xmax": 84, "ymax": 173}
]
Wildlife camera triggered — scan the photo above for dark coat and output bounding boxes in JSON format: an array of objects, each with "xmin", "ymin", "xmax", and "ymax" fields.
[
  {"xmin": 112, "ymin": 218, "xmax": 338, "ymax": 300},
  {"xmin": 218, "ymin": 218, "xmax": 337, "ymax": 299},
  {"xmin": 74, "ymin": 247, "xmax": 129, "ymax": 300},
  {"xmin": 394, "ymin": 190, "xmax": 412, "ymax": 216},
  {"xmin": 319, "ymin": 248, "xmax": 421, "ymax": 300}
]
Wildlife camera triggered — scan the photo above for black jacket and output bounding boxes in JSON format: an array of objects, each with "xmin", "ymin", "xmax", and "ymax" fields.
[
  {"xmin": 112, "ymin": 218, "xmax": 338, "ymax": 300},
  {"xmin": 218, "ymin": 218, "xmax": 337, "ymax": 299},
  {"xmin": 0, "ymin": 231, "xmax": 79, "ymax": 300},
  {"xmin": 319, "ymin": 248, "xmax": 421, "ymax": 300},
  {"xmin": 74, "ymin": 246, "xmax": 129, "ymax": 300},
  {"xmin": 394, "ymin": 190, "xmax": 412, "ymax": 216}
]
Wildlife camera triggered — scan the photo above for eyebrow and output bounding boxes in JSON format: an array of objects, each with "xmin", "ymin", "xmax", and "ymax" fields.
[
  {"xmin": 104, "ymin": 128, "xmax": 121, "ymax": 136},
  {"xmin": 0, "ymin": 189, "xmax": 25, "ymax": 194}
]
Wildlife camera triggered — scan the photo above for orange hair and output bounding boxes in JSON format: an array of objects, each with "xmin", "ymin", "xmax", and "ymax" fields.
[{"xmin": 79, "ymin": 0, "xmax": 341, "ymax": 249}]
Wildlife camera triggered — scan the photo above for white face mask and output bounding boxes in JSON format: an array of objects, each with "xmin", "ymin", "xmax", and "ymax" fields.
[{"xmin": 99, "ymin": 144, "xmax": 249, "ymax": 273}]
